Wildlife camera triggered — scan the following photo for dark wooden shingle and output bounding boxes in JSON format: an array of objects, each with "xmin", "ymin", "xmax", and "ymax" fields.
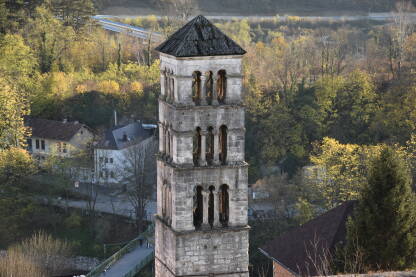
[{"xmin": 155, "ymin": 15, "xmax": 246, "ymax": 57}]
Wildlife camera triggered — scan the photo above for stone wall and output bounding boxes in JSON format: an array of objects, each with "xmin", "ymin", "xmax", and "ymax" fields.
[{"xmin": 155, "ymin": 219, "xmax": 249, "ymax": 277}]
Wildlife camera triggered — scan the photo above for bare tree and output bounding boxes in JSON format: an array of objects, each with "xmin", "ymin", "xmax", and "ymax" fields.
[
  {"xmin": 158, "ymin": 0, "xmax": 199, "ymax": 22},
  {"xmin": 304, "ymin": 234, "xmax": 334, "ymax": 276},
  {"xmin": 122, "ymin": 137, "xmax": 158, "ymax": 232},
  {"xmin": 386, "ymin": 0, "xmax": 414, "ymax": 79}
]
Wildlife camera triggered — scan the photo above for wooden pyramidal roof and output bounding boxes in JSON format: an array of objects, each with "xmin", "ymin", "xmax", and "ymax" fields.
[{"xmin": 155, "ymin": 15, "xmax": 246, "ymax": 57}]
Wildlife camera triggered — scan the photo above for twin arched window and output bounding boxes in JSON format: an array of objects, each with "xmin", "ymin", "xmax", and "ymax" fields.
[
  {"xmin": 193, "ymin": 184, "xmax": 229, "ymax": 230},
  {"xmin": 192, "ymin": 70, "xmax": 227, "ymax": 105},
  {"xmin": 193, "ymin": 125, "xmax": 228, "ymax": 166}
]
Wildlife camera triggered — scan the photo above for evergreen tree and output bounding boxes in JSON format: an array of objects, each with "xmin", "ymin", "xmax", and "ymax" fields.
[{"xmin": 344, "ymin": 146, "xmax": 416, "ymax": 272}]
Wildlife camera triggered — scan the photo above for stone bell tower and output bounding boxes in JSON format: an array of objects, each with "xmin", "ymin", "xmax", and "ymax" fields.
[{"xmin": 154, "ymin": 15, "xmax": 249, "ymax": 277}]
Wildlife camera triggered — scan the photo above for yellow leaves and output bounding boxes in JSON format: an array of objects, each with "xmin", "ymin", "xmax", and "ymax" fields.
[
  {"xmin": 75, "ymin": 84, "xmax": 88, "ymax": 94},
  {"xmin": 287, "ymin": 16, "xmax": 302, "ymax": 22},
  {"xmin": 130, "ymin": 81, "xmax": 144, "ymax": 97},
  {"xmin": 48, "ymin": 72, "xmax": 74, "ymax": 96},
  {"xmin": 0, "ymin": 78, "xmax": 30, "ymax": 149},
  {"xmin": 0, "ymin": 34, "xmax": 37, "ymax": 81},
  {"xmin": 309, "ymin": 137, "xmax": 384, "ymax": 209},
  {"xmin": 98, "ymin": 80, "xmax": 120, "ymax": 94}
]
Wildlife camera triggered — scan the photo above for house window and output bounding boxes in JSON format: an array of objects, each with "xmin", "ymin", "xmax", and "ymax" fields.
[
  {"xmin": 99, "ymin": 157, "xmax": 103, "ymax": 163},
  {"xmin": 63, "ymin": 143, "xmax": 67, "ymax": 153},
  {"xmin": 99, "ymin": 171, "xmax": 103, "ymax": 178},
  {"xmin": 110, "ymin": 158, "xmax": 113, "ymax": 163},
  {"xmin": 110, "ymin": 171, "xmax": 114, "ymax": 178},
  {"xmin": 105, "ymin": 157, "xmax": 108, "ymax": 163},
  {"xmin": 36, "ymin": 139, "xmax": 40, "ymax": 149},
  {"xmin": 27, "ymin": 139, "xmax": 32, "ymax": 151},
  {"xmin": 41, "ymin": 140, "xmax": 45, "ymax": 150}
]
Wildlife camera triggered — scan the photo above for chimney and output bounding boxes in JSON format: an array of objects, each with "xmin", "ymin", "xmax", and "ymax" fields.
[{"xmin": 114, "ymin": 110, "xmax": 118, "ymax": 127}]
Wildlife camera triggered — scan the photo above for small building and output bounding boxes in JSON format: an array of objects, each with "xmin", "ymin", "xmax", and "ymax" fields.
[
  {"xmin": 94, "ymin": 121, "xmax": 156, "ymax": 185},
  {"xmin": 25, "ymin": 117, "xmax": 94, "ymax": 161},
  {"xmin": 260, "ymin": 201, "xmax": 356, "ymax": 277}
]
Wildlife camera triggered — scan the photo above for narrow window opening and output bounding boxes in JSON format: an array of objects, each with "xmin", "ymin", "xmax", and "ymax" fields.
[
  {"xmin": 193, "ymin": 186, "xmax": 203, "ymax": 229},
  {"xmin": 205, "ymin": 71, "xmax": 213, "ymax": 105},
  {"xmin": 170, "ymin": 75, "xmax": 175, "ymax": 102},
  {"xmin": 192, "ymin": 71, "xmax": 202, "ymax": 105},
  {"xmin": 217, "ymin": 70, "xmax": 227, "ymax": 103},
  {"xmin": 168, "ymin": 185, "xmax": 172, "ymax": 224},
  {"xmin": 206, "ymin": 127, "xmax": 214, "ymax": 165},
  {"xmin": 193, "ymin": 127, "xmax": 201, "ymax": 166},
  {"xmin": 219, "ymin": 184, "xmax": 229, "ymax": 227},
  {"xmin": 164, "ymin": 69, "xmax": 168, "ymax": 97},
  {"xmin": 162, "ymin": 181, "xmax": 167, "ymax": 218},
  {"xmin": 208, "ymin": 186, "xmax": 215, "ymax": 228},
  {"xmin": 219, "ymin": 125, "xmax": 228, "ymax": 165},
  {"xmin": 167, "ymin": 131, "xmax": 171, "ymax": 159}
]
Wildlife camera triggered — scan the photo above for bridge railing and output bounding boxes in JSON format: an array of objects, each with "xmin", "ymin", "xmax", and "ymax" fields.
[{"xmin": 86, "ymin": 224, "xmax": 154, "ymax": 277}]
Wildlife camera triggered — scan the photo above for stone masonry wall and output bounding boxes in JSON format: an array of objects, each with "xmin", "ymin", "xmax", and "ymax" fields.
[{"xmin": 155, "ymin": 221, "xmax": 249, "ymax": 277}]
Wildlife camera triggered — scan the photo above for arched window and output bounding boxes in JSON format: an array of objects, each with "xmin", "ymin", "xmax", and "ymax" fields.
[
  {"xmin": 208, "ymin": 186, "xmax": 215, "ymax": 228},
  {"xmin": 162, "ymin": 181, "xmax": 167, "ymax": 218},
  {"xmin": 192, "ymin": 71, "xmax": 202, "ymax": 105},
  {"xmin": 167, "ymin": 185, "xmax": 172, "ymax": 224},
  {"xmin": 217, "ymin": 70, "xmax": 227, "ymax": 103},
  {"xmin": 170, "ymin": 76, "xmax": 175, "ymax": 101},
  {"xmin": 206, "ymin": 127, "xmax": 214, "ymax": 165},
  {"xmin": 193, "ymin": 186, "xmax": 203, "ymax": 229},
  {"xmin": 193, "ymin": 127, "xmax": 201, "ymax": 166},
  {"xmin": 166, "ymin": 131, "xmax": 171, "ymax": 159},
  {"xmin": 219, "ymin": 125, "xmax": 227, "ymax": 165},
  {"xmin": 205, "ymin": 71, "xmax": 213, "ymax": 105},
  {"xmin": 219, "ymin": 184, "xmax": 229, "ymax": 227},
  {"xmin": 164, "ymin": 69, "xmax": 168, "ymax": 97}
]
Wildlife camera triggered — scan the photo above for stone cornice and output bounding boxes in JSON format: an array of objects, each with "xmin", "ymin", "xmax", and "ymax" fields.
[
  {"xmin": 157, "ymin": 157, "xmax": 249, "ymax": 171},
  {"xmin": 159, "ymin": 98, "xmax": 245, "ymax": 109},
  {"xmin": 155, "ymin": 215, "xmax": 250, "ymax": 236}
]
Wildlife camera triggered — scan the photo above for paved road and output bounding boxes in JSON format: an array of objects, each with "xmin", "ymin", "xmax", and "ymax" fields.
[
  {"xmin": 97, "ymin": 246, "xmax": 153, "ymax": 277},
  {"xmin": 53, "ymin": 183, "xmax": 156, "ymax": 220},
  {"xmin": 96, "ymin": 12, "xmax": 416, "ymax": 22}
]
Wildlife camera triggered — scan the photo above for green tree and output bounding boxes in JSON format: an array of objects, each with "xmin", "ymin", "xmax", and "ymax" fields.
[
  {"xmin": 345, "ymin": 146, "xmax": 416, "ymax": 272},
  {"xmin": 0, "ymin": 147, "xmax": 40, "ymax": 247},
  {"xmin": 0, "ymin": 34, "xmax": 37, "ymax": 82},
  {"xmin": 50, "ymin": 0, "xmax": 95, "ymax": 29},
  {"xmin": 25, "ymin": 6, "xmax": 75, "ymax": 73},
  {"xmin": 0, "ymin": 78, "xmax": 30, "ymax": 149}
]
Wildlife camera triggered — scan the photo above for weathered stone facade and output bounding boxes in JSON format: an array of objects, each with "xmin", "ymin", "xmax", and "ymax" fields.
[{"xmin": 155, "ymin": 16, "xmax": 249, "ymax": 277}]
